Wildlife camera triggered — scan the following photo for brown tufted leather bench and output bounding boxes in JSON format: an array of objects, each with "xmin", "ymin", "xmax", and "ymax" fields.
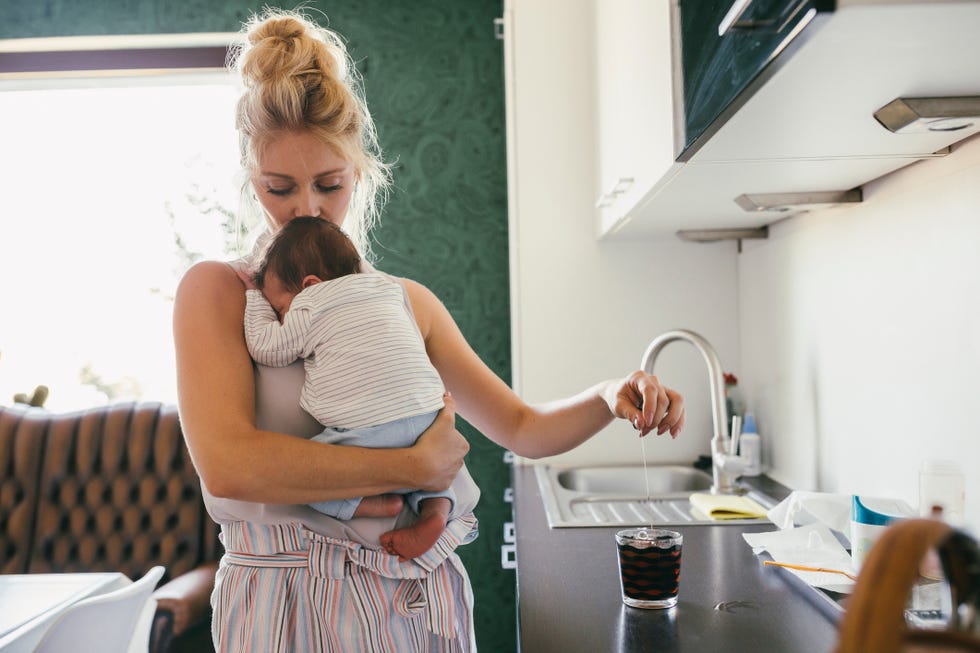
[{"xmin": 0, "ymin": 401, "xmax": 219, "ymax": 653}]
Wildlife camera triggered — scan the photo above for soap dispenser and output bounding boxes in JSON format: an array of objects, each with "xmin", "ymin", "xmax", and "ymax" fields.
[{"xmin": 739, "ymin": 413, "xmax": 761, "ymax": 476}]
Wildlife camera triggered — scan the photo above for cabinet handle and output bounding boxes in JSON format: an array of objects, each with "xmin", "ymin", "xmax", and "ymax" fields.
[
  {"xmin": 500, "ymin": 544, "xmax": 517, "ymax": 570},
  {"xmin": 501, "ymin": 522, "xmax": 516, "ymax": 569},
  {"xmin": 718, "ymin": 0, "xmax": 811, "ymax": 36},
  {"xmin": 595, "ymin": 177, "xmax": 635, "ymax": 209},
  {"xmin": 611, "ymin": 177, "xmax": 634, "ymax": 195}
]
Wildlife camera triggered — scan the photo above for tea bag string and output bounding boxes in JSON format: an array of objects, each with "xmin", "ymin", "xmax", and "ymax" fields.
[{"xmin": 640, "ymin": 434, "xmax": 654, "ymax": 531}]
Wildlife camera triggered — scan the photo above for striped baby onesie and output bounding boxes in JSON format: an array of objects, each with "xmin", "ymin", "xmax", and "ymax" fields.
[{"xmin": 244, "ymin": 272, "xmax": 445, "ymax": 429}]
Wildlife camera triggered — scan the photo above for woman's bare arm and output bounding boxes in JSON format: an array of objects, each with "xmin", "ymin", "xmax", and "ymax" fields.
[
  {"xmin": 403, "ymin": 280, "xmax": 686, "ymax": 459},
  {"xmin": 173, "ymin": 261, "xmax": 468, "ymax": 503}
]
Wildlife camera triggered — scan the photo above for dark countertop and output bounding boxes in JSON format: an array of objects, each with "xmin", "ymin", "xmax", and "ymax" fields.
[{"xmin": 512, "ymin": 464, "xmax": 841, "ymax": 653}]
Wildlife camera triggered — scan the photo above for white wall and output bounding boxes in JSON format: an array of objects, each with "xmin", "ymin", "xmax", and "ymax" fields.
[
  {"xmin": 738, "ymin": 134, "xmax": 980, "ymax": 532},
  {"xmin": 506, "ymin": 0, "xmax": 740, "ymax": 468}
]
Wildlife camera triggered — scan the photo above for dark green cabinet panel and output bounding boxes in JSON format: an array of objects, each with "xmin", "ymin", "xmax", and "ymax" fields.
[{"xmin": 678, "ymin": 0, "xmax": 833, "ymax": 159}]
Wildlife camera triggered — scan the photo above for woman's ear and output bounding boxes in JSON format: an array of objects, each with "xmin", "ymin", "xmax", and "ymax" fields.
[{"xmin": 301, "ymin": 275, "xmax": 323, "ymax": 289}]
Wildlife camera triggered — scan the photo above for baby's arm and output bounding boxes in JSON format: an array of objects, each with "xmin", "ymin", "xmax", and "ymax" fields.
[{"xmin": 243, "ymin": 289, "xmax": 310, "ymax": 367}]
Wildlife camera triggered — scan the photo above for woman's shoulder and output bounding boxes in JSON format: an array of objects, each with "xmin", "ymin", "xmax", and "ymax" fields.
[
  {"xmin": 175, "ymin": 260, "xmax": 247, "ymax": 312},
  {"xmin": 398, "ymin": 276, "xmax": 442, "ymax": 306},
  {"xmin": 391, "ymin": 276, "xmax": 454, "ymax": 339},
  {"xmin": 179, "ymin": 259, "xmax": 245, "ymax": 288},
  {"xmin": 362, "ymin": 265, "xmax": 450, "ymax": 325}
]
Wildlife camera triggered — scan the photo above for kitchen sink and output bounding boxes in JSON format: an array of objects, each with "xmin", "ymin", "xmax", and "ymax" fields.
[
  {"xmin": 533, "ymin": 463, "xmax": 776, "ymax": 528},
  {"xmin": 556, "ymin": 464, "xmax": 712, "ymax": 495}
]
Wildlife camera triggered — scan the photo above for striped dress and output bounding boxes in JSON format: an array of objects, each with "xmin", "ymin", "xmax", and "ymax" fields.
[{"xmin": 211, "ymin": 517, "xmax": 478, "ymax": 652}]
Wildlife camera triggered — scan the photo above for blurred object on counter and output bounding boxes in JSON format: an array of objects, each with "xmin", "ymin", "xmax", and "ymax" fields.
[
  {"xmin": 851, "ymin": 495, "xmax": 916, "ymax": 571},
  {"xmin": 920, "ymin": 460, "xmax": 967, "ymax": 527},
  {"xmin": 834, "ymin": 518, "xmax": 980, "ymax": 653}
]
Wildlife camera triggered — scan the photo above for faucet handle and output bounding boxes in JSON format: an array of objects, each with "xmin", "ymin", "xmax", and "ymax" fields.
[
  {"xmin": 715, "ymin": 451, "xmax": 748, "ymax": 477},
  {"xmin": 730, "ymin": 414, "xmax": 743, "ymax": 456}
]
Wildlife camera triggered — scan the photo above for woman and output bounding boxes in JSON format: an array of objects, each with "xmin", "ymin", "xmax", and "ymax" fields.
[{"xmin": 173, "ymin": 8, "xmax": 686, "ymax": 652}]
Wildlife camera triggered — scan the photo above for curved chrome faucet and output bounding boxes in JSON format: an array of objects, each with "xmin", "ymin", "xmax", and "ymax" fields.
[{"xmin": 641, "ymin": 329, "xmax": 744, "ymax": 495}]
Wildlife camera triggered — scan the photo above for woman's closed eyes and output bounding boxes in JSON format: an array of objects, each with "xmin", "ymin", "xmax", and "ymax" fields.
[{"xmin": 264, "ymin": 182, "xmax": 343, "ymax": 196}]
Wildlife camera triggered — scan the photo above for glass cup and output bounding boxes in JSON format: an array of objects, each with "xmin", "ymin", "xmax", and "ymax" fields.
[{"xmin": 615, "ymin": 528, "xmax": 683, "ymax": 609}]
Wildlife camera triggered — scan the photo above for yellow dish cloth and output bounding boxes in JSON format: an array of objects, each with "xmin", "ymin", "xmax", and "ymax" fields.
[{"xmin": 689, "ymin": 493, "xmax": 769, "ymax": 520}]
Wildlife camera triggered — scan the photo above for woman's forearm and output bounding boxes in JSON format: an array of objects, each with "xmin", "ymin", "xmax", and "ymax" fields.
[
  {"xmin": 484, "ymin": 381, "xmax": 619, "ymax": 459},
  {"xmin": 198, "ymin": 428, "xmax": 426, "ymax": 503},
  {"xmin": 482, "ymin": 373, "xmax": 682, "ymax": 458}
]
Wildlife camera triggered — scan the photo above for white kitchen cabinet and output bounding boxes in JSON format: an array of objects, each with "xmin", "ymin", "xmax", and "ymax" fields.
[
  {"xmin": 625, "ymin": 153, "xmax": 936, "ymax": 236},
  {"xmin": 593, "ymin": 0, "xmax": 681, "ymax": 236},
  {"xmin": 596, "ymin": 0, "xmax": 980, "ymax": 240}
]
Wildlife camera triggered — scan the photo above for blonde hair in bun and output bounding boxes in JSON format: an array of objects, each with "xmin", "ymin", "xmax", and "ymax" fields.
[{"xmin": 230, "ymin": 7, "xmax": 391, "ymax": 257}]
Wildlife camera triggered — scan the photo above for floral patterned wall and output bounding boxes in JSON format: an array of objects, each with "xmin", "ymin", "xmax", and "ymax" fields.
[{"xmin": 2, "ymin": 0, "xmax": 515, "ymax": 649}]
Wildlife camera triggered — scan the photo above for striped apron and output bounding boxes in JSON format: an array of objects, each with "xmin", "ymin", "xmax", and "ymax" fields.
[{"xmin": 211, "ymin": 515, "xmax": 479, "ymax": 652}]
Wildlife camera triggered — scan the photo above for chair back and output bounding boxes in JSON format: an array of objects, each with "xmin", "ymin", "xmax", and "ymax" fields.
[
  {"xmin": 34, "ymin": 565, "xmax": 166, "ymax": 653},
  {"xmin": 835, "ymin": 519, "xmax": 980, "ymax": 653}
]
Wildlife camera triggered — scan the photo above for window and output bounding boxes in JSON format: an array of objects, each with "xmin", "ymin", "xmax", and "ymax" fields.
[{"xmin": 0, "ymin": 43, "xmax": 242, "ymax": 411}]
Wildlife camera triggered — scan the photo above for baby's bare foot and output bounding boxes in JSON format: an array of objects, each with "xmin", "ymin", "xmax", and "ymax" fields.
[
  {"xmin": 353, "ymin": 494, "xmax": 404, "ymax": 518},
  {"xmin": 379, "ymin": 512, "xmax": 448, "ymax": 561}
]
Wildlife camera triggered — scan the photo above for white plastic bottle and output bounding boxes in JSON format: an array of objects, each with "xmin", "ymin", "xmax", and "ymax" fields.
[{"xmin": 739, "ymin": 413, "xmax": 762, "ymax": 476}]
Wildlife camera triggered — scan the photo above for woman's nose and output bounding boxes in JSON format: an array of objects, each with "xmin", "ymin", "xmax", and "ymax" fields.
[{"xmin": 295, "ymin": 188, "xmax": 322, "ymax": 218}]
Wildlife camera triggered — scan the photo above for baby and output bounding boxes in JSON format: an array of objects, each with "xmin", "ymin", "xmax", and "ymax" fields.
[{"xmin": 243, "ymin": 216, "xmax": 455, "ymax": 561}]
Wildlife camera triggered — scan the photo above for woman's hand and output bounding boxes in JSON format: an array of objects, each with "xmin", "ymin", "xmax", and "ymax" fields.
[
  {"xmin": 602, "ymin": 371, "xmax": 686, "ymax": 438},
  {"xmin": 409, "ymin": 393, "xmax": 470, "ymax": 491}
]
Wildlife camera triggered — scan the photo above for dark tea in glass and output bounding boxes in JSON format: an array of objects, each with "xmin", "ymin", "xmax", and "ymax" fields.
[{"xmin": 615, "ymin": 528, "xmax": 682, "ymax": 609}]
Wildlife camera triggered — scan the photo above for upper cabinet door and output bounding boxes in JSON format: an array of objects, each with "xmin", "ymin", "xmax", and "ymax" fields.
[
  {"xmin": 594, "ymin": 0, "xmax": 681, "ymax": 235},
  {"xmin": 678, "ymin": 0, "xmax": 829, "ymax": 160}
]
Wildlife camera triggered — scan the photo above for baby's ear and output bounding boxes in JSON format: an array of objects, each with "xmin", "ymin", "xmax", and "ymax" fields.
[{"xmin": 301, "ymin": 275, "xmax": 323, "ymax": 288}]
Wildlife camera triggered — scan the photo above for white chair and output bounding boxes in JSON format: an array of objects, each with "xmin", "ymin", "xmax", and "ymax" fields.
[{"xmin": 33, "ymin": 566, "xmax": 166, "ymax": 653}]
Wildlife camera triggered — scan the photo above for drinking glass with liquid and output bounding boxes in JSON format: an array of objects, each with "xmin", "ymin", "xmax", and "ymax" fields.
[{"xmin": 615, "ymin": 528, "xmax": 683, "ymax": 609}]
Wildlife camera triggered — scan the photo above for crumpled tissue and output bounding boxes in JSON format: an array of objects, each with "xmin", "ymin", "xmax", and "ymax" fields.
[
  {"xmin": 766, "ymin": 490, "xmax": 853, "ymax": 538},
  {"xmin": 742, "ymin": 491, "xmax": 856, "ymax": 593}
]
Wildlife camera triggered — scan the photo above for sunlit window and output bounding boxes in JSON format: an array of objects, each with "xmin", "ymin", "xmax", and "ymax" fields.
[{"xmin": 0, "ymin": 76, "xmax": 242, "ymax": 411}]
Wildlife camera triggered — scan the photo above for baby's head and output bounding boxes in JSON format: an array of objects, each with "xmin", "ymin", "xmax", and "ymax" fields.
[{"xmin": 253, "ymin": 217, "xmax": 362, "ymax": 316}]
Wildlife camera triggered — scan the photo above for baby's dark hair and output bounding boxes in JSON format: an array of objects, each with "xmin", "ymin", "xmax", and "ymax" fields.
[{"xmin": 254, "ymin": 217, "xmax": 362, "ymax": 292}]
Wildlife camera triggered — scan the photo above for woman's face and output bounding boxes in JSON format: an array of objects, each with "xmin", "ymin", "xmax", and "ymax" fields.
[{"xmin": 252, "ymin": 130, "xmax": 356, "ymax": 230}]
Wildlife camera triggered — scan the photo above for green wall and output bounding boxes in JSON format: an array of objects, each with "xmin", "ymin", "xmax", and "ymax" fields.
[{"xmin": 1, "ymin": 1, "xmax": 515, "ymax": 649}]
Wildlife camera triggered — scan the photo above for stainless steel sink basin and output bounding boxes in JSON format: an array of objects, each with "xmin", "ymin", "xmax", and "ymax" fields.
[
  {"xmin": 534, "ymin": 463, "xmax": 776, "ymax": 528},
  {"xmin": 556, "ymin": 464, "xmax": 711, "ymax": 495}
]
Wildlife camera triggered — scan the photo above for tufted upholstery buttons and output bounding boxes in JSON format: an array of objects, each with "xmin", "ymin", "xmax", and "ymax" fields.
[
  {"xmin": 0, "ymin": 401, "xmax": 220, "ymax": 585},
  {"xmin": 0, "ymin": 405, "xmax": 47, "ymax": 574}
]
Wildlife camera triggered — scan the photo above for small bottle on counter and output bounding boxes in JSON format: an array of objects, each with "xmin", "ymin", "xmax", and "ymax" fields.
[
  {"xmin": 919, "ymin": 460, "xmax": 965, "ymax": 526},
  {"xmin": 739, "ymin": 413, "xmax": 762, "ymax": 477}
]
